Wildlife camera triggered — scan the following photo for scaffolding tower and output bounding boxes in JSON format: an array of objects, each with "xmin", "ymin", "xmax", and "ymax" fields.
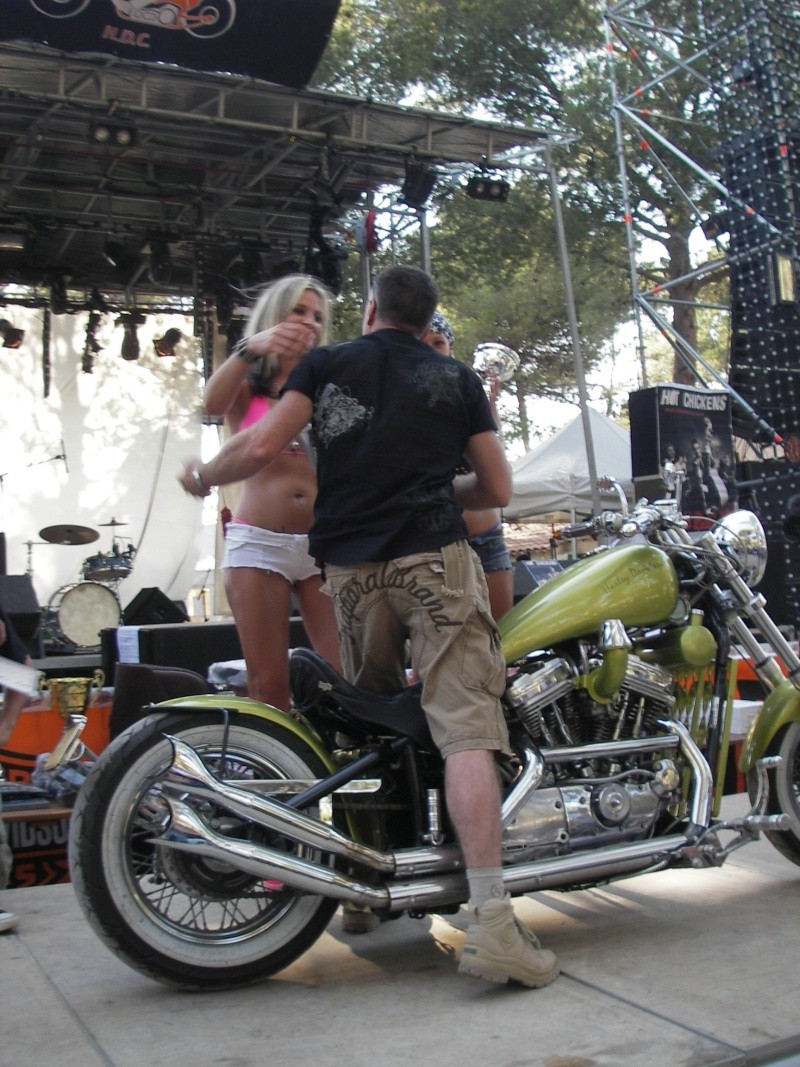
[{"xmin": 603, "ymin": 0, "xmax": 800, "ymax": 624}]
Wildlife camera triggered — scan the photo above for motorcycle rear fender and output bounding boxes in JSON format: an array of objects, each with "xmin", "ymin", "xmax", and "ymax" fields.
[
  {"xmin": 738, "ymin": 678, "xmax": 800, "ymax": 773},
  {"xmin": 154, "ymin": 693, "xmax": 337, "ymax": 774}
]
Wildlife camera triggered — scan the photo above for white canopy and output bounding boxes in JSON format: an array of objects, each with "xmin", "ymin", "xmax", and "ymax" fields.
[{"xmin": 505, "ymin": 408, "xmax": 633, "ymax": 521}]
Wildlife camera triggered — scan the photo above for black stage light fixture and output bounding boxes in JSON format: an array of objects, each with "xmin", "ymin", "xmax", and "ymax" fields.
[
  {"xmin": 90, "ymin": 121, "xmax": 137, "ymax": 149},
  {"xmin": 399, "ymin": 162, "xmax": 438, "ymax": 210},
  {"xmin": 0, "ymin": 318, "xmax": 25, "ymax": 349},
  {"xmin": 148, "ymin": 239, "xmax": 173, "ymax": 286},
  {"xmin": 154, "ymin": 327, "xmax": 183, "ymax": 357},
  {"xmin": 466, "ymin": 175, "xmax": 510, "ymax": 203},
  {"xmin": 49, "ymin": 272, "xmax": 68, "ymax": 315},
  {"xmin": 117, "ymin": 312, "xmax": 146, "ymax": 361}
]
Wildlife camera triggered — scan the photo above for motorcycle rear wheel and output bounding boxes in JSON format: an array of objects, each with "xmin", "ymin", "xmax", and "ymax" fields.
[
  {"xmin": 69, "ymin": 711, "xmax": 338, "ymax": 989},
  {"xmin": 747, "ymin": 721, "xmax": 800, "ymax": 866}
]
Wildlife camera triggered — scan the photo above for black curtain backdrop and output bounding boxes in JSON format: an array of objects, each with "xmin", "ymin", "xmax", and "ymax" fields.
[{"xmin": 2, "ymin": 1, "xmax": 341, "ymax": 89}]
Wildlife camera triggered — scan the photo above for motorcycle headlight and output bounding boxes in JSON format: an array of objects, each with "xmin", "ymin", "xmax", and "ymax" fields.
[{"xmin": 712, "ymin": 510, "xmax": 767, "ymax": 587}]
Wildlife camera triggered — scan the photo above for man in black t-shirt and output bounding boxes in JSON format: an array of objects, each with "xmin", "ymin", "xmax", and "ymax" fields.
[{"xmin": 181, "ymin": 265, "xmax": 559, "ymax": 989}]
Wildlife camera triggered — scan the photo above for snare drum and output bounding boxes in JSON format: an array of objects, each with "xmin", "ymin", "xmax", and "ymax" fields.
[
  {"xmin": 47, "ymin": 582, "xmax": 122, "ymax": 648},
  {"xmin": 82, "ymin": 551, "xmax": 134, "ymax": 583}
]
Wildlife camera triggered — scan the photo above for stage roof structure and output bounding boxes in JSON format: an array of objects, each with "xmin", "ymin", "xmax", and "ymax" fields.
[{"xmin": 0, "ymin": 41, "xmax": 556, "ymax": 314}]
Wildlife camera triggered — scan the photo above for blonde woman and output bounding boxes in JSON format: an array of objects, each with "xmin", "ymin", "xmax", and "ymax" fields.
[{"xmin": 203, "ymin": 274, "xmax": 341, "ymax": 712}]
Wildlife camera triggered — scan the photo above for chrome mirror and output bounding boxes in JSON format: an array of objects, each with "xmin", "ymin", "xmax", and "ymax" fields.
[{"xmin": 472, "ymin": 343, "xmax": 520, "ymax": 382}]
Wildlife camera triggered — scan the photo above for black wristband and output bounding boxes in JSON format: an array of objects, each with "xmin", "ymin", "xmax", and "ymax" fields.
[{"xmin": 233, "ymin": 339, "xmax": 260, "ymax": 366}]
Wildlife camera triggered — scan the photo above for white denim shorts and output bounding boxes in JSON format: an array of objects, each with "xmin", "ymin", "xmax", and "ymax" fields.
[{"xmin": 222, "ymin": 523, "xmax": 320, "ymax": 583}]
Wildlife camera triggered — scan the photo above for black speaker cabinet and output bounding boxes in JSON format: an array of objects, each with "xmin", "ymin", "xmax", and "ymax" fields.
[
  {"xmin": 0, "ymin": 573, "xmax": 41, "ymax": 655},
  {"xmin": 122, "ymin": 587, "xmax": 189, "ymax": 626}
]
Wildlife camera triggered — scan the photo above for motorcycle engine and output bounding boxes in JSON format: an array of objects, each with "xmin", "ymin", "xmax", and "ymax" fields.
[
  {"xmin": 502, "ymin": 653, "xmax": 679, "ymax": 858},
  {"xmin": 505, "ymin": 653, "xmax": 675, "ymax": 749}
]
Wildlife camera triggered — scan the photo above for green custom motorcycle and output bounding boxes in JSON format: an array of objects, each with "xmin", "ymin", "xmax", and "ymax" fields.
[{"xmin": 63, "ymin": 489, "xmax": 800, "ymax": 989}]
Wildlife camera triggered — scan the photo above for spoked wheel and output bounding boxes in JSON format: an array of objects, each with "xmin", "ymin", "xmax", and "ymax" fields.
[
  {"xmin": 69, "ymin": 711, "xmax": 338, "ymax": 988},
  {"xmin": 747, "ymin": 721, "xmax": 800, "ymax": 866}
]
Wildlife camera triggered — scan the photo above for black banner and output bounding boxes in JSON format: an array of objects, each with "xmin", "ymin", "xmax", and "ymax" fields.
[{"xmin": 1, "ymin": 1, "xmax": 341, "ymax": 89}]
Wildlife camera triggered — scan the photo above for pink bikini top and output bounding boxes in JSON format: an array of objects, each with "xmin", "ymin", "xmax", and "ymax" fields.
[
  {"xmin": 240, "ymin": 393, "xmax": 271, "ymax": 430},
  {"xmin": 240, "ymin": 394, "xmax": 306, "ymax": 456}
]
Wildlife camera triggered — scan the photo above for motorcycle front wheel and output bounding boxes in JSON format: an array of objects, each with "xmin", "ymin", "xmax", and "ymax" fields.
[
  {"xmin": 69, "ymin": 711, "xmax": 338, "ymax": 989},
  {"xmin": 748, "ymin": 721, "xmax": 800, "ymax": 866}
]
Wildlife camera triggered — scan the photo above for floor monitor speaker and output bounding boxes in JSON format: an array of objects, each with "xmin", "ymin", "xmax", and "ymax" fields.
[{"xmin": 122, "ymin": 587, "xmax": 188, "ymax": 626}]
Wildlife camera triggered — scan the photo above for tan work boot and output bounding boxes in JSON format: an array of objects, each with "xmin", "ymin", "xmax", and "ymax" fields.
[{"xmin": 459, "ymin": 897, "xmax": 559, "ymax": 988}]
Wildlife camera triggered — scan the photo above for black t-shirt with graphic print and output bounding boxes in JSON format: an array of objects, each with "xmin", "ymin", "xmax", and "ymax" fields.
[{"xmin": 284, "ymin": 328, "xmax": 496, "ymax": 565}]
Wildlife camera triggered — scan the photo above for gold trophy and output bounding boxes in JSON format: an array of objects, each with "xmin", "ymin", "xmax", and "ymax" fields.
[
  {"xmin": 39, "ymin": 670, "xmax": 105, "ymax": 773},
  {"xmin": 40, "ymin": 669, "xmax": 105, "ymax": 720}
]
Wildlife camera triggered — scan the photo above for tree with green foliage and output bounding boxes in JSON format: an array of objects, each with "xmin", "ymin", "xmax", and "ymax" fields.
[{"xmin": 315, "ymin": 0, "xmax": 734, "ymax": 439}]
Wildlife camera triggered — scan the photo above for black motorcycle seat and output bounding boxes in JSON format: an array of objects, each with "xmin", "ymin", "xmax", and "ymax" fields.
[{"xmin": 289, "ymin": 647, "xmax": 434, "ymax": 750}]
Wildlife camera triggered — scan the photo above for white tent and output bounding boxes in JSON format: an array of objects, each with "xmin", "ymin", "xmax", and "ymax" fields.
[{"xmin": 505, "ymin": 408, "xmax": 633, "ymax": 521}]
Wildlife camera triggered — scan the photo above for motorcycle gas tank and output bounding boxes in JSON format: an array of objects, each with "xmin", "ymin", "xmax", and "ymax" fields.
[{"xmin": 499, "ymin": 544, "xmax": 679, "ymax": 663}]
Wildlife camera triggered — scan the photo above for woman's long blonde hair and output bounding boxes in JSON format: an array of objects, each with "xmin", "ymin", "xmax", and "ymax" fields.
[{"xmin": 244, "ymin": 274, "xmax": 332, "ymax": 385}]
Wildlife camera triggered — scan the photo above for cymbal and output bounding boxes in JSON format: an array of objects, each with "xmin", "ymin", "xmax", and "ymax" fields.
[
  {"xmin": 39, "ymin": 523, "xmax": 99, "ymax": 546},
  {"xmin": 98, "ymin": 517, "xmax": 128, "ymax": 527}
]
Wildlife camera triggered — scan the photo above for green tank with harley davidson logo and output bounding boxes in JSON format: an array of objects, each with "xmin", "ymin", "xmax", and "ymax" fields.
[{"xmin": 499, "ymin": 544, "xmax": 679, "ymax": 663}]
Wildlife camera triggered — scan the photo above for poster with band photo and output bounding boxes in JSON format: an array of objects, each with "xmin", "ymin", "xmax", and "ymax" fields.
[{"xmin": 629, "ymin": 385, "xmax": 738, "ymax": 525}]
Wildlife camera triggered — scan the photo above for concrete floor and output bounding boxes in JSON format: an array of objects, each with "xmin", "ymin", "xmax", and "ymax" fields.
[{"xmin": 2, "ymin": 793, "xmax": 800, "ymax": 1067}]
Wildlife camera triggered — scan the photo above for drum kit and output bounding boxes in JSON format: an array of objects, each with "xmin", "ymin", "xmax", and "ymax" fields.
[{"xmin": 37, "ymin": 519, "xmax": 136, "ymax": 650}]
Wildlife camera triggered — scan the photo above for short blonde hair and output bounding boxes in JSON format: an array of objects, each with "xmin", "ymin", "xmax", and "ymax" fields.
[{"xmin": 244, "ymin": 274, "xmax": 332, "ymax": 378}]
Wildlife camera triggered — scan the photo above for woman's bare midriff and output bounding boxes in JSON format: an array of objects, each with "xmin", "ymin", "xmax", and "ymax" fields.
[
  {"xmin": 233, "ymin": 454, "xmax": 317, "ymax": 533},
  {"xmin": 463, "ymin": 506, "xmax": 501, "ymax": 538}
]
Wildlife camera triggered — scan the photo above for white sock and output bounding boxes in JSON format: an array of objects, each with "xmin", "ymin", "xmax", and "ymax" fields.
[{"xmin": 467, "ymin": 867, "xmax": 506, "ymax": 910}]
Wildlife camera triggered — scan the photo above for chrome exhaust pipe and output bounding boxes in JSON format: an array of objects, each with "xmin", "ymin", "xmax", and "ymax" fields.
[
  {"xmin": 163, "ymin": 736, "xmax": 466, "ymax": 878},
  {"xmin": 163, "ymin": 736, "xmax": 397, "ymax": 874},
  {"xmin": 163, "ymin": 736, "xmax": 549, "ymax": 879},
  {"xmin": 153, "ymin": 794, "xmax": 689, "ymax": 913},
  {"xmin": 155, "ymin": 798, "xmax": 392, "ymax": 908}
]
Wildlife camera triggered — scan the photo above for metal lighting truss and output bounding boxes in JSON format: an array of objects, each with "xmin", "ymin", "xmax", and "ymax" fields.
[{"xmin": 602, "ymin": 0, "xmax": 799, "ymax": 445}]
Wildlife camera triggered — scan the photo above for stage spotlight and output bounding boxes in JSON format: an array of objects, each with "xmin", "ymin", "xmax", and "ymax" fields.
[
  {"xmin": 49, "ymin": 272, "xmax": 68, "ymax": 315},
  {"xmin": 154, "ymin": 327, "xmax": 183, "ymax": 357},
  {"xmin": 117, "ymin": 313, "xmax": 145, "ymax": 361},
  {"xmin": 90, "ymin": 121, "xmax": 137, "ymax": 149},
  {"xmin": 148, "ymin": 238, "xmax": 173, "ymax": 286},
  {"xmin": 0, "ymin": 318, "xmax": 25, "ymax": 349},
  {"xmin": 399, "ymin": 162, "xmax": 438, "ymax": 210},
  {"xmin": 466, "ymin": 175, "xmax": 510, "ymax": 203}
]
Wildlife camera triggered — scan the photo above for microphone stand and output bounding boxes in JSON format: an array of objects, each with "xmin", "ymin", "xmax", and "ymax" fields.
[{"xmin": 0, "ymin": 451, "xmax": 65, "ymax": 548}]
